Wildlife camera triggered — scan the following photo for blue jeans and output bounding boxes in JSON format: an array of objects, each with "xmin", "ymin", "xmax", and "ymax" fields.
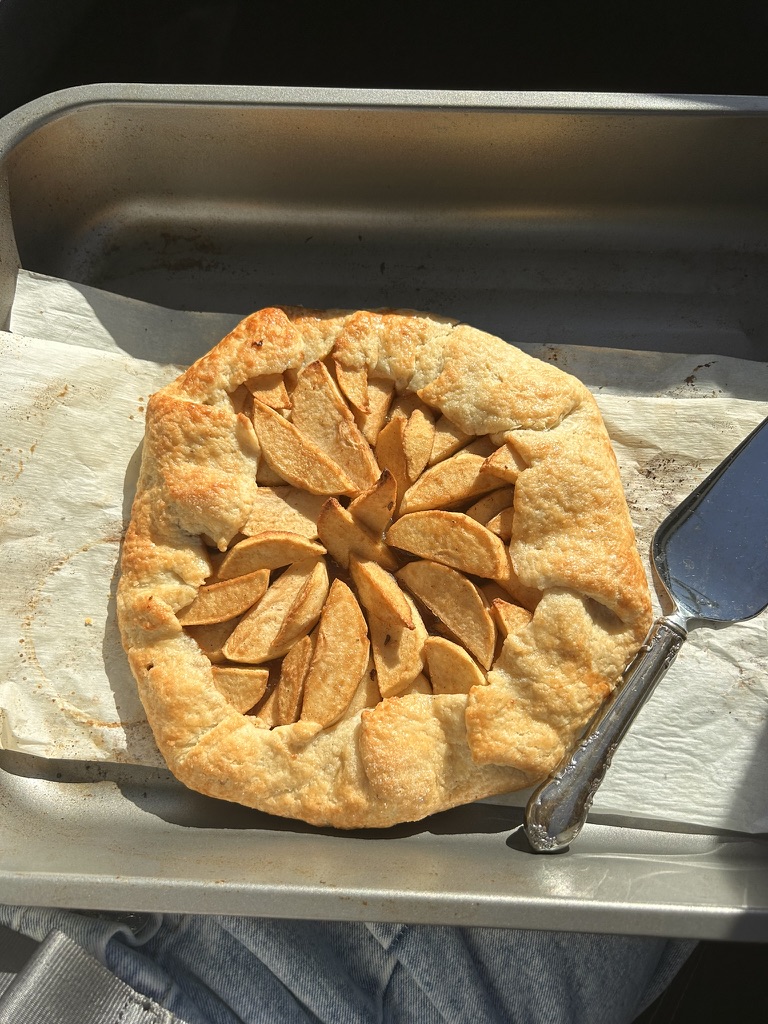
[{"xmin": 0, "ymin": 905, "xmax": 695, "ymax": 1024}]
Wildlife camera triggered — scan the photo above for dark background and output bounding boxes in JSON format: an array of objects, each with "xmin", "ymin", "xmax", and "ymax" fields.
[
  {"xmin": 2, "ymin": 0, "xmax": 768, "ymax": 119},
  {"xmin": 0, "ymin": 2, "xmax": 765, "ymax": 1021}
]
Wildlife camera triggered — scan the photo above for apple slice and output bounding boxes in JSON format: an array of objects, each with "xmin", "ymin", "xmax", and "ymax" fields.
[
  {"xmin": 397, "ymin": 559, "xmax": 496, "ymax": 669},
  {"xmin": 300, "ymin": 580, "xmax": 370, "ymax": 727}
]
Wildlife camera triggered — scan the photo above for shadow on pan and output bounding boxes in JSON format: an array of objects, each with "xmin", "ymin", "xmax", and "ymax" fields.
[{"xmin": 0, "ymin": 748, "xmax": 523, "ymax": 839}]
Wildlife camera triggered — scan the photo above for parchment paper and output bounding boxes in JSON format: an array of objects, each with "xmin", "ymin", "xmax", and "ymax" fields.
[{"xmin": 2, "ymin": 269, "xmax": 767, "ymax": 832}]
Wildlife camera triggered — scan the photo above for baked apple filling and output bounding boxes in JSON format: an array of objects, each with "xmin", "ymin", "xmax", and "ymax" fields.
[{"xmin": 177, "ymin": 356, "xmax": 541, "ymax": 732}]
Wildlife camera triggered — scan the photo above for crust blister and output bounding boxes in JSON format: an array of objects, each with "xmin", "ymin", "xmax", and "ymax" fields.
[{"xmin": 117, "ymin": 307, "xmax": 653, "ymax": 828}]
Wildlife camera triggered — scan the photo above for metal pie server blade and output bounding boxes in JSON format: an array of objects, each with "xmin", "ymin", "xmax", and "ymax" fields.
[{"xmin": 525, "ymin": 415, "xmax": 768, "ymax": 853}]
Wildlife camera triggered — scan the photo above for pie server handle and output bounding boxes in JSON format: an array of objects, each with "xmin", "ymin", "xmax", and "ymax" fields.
[{"xmin": 523, "ymin": 618, "xmax": 686, "ymax": 853}]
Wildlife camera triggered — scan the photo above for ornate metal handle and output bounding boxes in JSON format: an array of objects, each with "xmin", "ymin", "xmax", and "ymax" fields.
[{"xmin": 524, "ymin": 619, "xmax": 686, "ymax": 853}]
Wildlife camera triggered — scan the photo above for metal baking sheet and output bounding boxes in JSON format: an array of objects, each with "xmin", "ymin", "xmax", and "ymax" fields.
[{"xmin": 1, "ymin": 86, "xmax": 767, "ymax": 939}]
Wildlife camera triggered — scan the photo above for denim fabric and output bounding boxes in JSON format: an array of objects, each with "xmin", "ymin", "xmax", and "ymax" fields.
[{"xmin": 0, "ymin": 905, "xmax": 695, "ymax": 1024}]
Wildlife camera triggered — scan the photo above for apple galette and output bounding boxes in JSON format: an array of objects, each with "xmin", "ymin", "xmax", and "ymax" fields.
[{"xmin": 117, "ymin": 307, "xmax": 652, "ymax": 828}]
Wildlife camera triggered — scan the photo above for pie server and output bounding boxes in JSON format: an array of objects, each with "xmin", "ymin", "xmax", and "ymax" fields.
[{"xmin": 524, "ymin": 414, "xmax": 768, "ymax": 853}]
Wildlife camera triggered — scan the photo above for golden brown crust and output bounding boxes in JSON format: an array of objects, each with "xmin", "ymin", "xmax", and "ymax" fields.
[{"xmin": 117, "ymin": 307, "xmax": 653, "ymax": 829}]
